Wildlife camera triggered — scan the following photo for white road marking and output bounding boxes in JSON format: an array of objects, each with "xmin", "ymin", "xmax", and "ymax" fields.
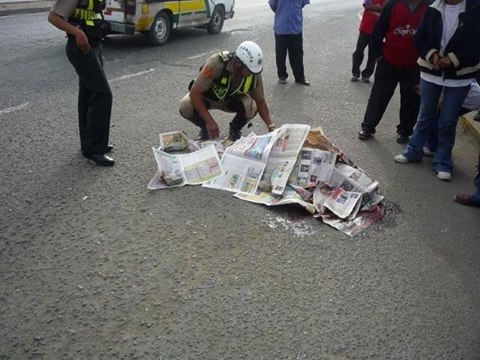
[
  {"xmin": 110, "ymin": 69, "xmax": 155, "ymax": 83},
  {"xmin": 187, "ymin": 51, "xmax": 219, "ymax": 60},
  {"xmin": 0, "ymin": 102, "xmax": 29, "ymax": 115}
]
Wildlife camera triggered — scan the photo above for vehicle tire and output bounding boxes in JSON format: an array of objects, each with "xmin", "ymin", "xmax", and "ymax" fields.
[
  {"xmin": 146, "ymin": 11, "xmax": 171, "ymax": 46},
  {"xmin": 206, "ymin": 6, "xmax": 224, "ymax": 34}
]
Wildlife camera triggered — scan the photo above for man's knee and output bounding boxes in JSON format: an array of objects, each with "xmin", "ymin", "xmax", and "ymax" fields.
[{"xmin": 179, "ymin": 94, "xmax": 194, "ymax": 120}]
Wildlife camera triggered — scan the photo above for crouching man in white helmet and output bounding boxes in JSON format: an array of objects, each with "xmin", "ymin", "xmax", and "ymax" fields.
[{"xmin": 180, "ymin": 41, "xmax": 277, "ymax": 141}]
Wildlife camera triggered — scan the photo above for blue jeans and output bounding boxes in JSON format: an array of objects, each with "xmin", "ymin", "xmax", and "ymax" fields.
[{"xmin": 403, "ymin": 79, "xmax": 470, "ymax": 172}]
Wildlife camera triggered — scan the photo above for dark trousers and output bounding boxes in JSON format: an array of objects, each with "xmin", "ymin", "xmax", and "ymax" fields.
[
  {"xmin": 66, "ymin": 38, "xmax": 112, "ymax": 155},
  {"xmin": 361, "ymin": 58, "xmax": 420, "ymax": 136},
  {"xmin": 274, "ymin": 33, "xmax": 305, "ymax": 81},
  {"xmin": 191, "ymin": 98, "xmax": 248, "ymax": 130},
  {"xmin": 352, "ymin": 31, "xmax": 376, "ymax": 78}
]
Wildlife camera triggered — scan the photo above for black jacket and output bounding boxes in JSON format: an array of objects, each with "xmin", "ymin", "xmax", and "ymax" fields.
[{"xmin": 415, "ymin": 0, "xmax": 480, "ymax": 79}]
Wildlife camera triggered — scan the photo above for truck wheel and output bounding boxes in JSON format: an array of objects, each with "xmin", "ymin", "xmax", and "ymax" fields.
[
  {"xmin": 207, "ymin": 6, "xmax": 224, "ymax": 34},
  {"xmin": 147, "ymin": 12, "xmax": 171, "ymax": 46}
]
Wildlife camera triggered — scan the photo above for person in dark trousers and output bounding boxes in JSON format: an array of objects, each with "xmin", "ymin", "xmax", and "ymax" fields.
[
  {"xmin": 394, "ymin": 0, "xmax": 480, "ymax": 181},
  {"xmin": 48, "ymin": 0, "xmax": 114, "ymax": 166},
  {"xmin": 179, "ymin": 41, "xmax": 276, "ymax": 141},
  {"xmin": 358, "ymin": 0, "xmax": 429, "ymax": 144},
  {"xmin": 351, "ymin": 0, "xmax": 386, "ymax": 83},
  {"xmin": 454, "ymin": 152, "xmax": 480, "ymax": 207},
  {"xmin": 269, "ymin": 0, "xmax": 310, "ymax": 86}
]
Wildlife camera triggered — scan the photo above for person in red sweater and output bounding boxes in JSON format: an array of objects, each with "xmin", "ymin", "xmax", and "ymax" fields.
[
  {"xmin": 351, "ymin": 0, "xmax": 386, "ymax": 83},
  {"xmin": 358, "ymin": 0, "xmax": 429, "ymax": 143}
]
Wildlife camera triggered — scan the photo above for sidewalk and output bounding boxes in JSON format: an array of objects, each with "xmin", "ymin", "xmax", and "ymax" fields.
[
  {"xmin": 0, "ymin": 0, "xmax": 52, "ymax": 16},
  {"xmin": 460, "ymin": 112, "xmax": 480, "ymax": 146}
]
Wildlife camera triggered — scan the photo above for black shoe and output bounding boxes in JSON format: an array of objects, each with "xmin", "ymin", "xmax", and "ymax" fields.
[
  {"xmin": 295, "ymin": 79, "xmax": 310, "ymax": 86},
  {"xmin": 396, "ymin": 133, "xmax": 409, "ymax": 144},
  {"xmin": 351, "ymin": 75, "xmax": 360, "ymax": 82},
  {"xmin": 83, "ymin": 153, "xmax": 115, "ymax": 166},
  {"xmin": 362, "ymin": 77, "xmax": 370, "ymax": 83},
  {"xmin": 279, "ymin": 77, "xmax": 287, "ymax": 84},
  {"xmin": 197, "ymin": 128, "xmax": 209, "ymax": 141},
  {"xmin": 229, "ymin": 125, "xmax": 242, "ymax": 141},
  {"xmin": 106, "ymin": 145, "xmax": 114, "ymax": 153},
  {"xmin": 358, "ymin": 129, "xmax": 373, "ymax": 140}
]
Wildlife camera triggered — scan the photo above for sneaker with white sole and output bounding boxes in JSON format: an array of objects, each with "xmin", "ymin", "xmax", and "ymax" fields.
[
  {"xmin": 437, "ymin": 171, "xmax": 451, "ymax": 181},
  {"xmin": 423, "ymin": 146, "xmax": 435, "ymax": 157},
  {"xmin": 394, "ymin": 154, "xmax": 409, "ymax": 163}
]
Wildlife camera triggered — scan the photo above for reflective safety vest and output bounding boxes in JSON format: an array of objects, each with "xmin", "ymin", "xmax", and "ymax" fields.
[
  {"xmin": 204, "ymin": 51, "xmax": 257, "ymax": 103},
  {"xmin": 69, "ymin": 0, "xmax": 104, "ymax": 27}
]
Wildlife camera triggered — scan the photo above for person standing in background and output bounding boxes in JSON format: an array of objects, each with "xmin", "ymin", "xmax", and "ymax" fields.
[
  {"xmin": 358, "ymin": 0, "xmax": 429, "ymax": 143},
  {"xmin": 394, "ymin": 0, "xmax": 480, "ymax": 182},
  {"xmin": 269, "ymin": 0, "xmax": 311, "ymax": 86},
  {"xmin": 351, "ymin": 0, "xmax": 387, "ymax": 83}
]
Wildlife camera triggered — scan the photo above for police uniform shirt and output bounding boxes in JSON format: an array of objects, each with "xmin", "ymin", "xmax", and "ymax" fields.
[
  {"xmin": 194, "ymin": 53, "xmax": 266, "ymax": 103},
  {"xmin": 51, "ymin": 0, "xmax": 79, "ymax": 20}
]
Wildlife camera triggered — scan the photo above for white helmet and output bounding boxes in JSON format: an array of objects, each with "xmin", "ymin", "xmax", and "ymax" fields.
[{"xmin": 235, "ymin": 41, "xmax": 263, "ymax": 74}]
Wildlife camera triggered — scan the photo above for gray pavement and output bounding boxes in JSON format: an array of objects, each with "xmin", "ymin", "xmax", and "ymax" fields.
[{"xmin": 0, "ymin": 0, "xmax": 52, "ymax": 16}]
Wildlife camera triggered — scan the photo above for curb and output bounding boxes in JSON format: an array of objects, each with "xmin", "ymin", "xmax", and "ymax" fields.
[
  {"xmin": 460, "ymin": 113, "xmax": 480, "ymax": 146},
  {"xmin": 0, "ymin": 1, "xmax": 52, "ymax": 16}
]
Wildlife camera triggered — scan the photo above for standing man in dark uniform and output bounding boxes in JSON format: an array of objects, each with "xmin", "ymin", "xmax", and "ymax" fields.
[{"xmin": 48, "ymin": 0, "xmax": 114, "ymax": 166}]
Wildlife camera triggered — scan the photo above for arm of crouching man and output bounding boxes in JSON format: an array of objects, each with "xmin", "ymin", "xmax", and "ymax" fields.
[{"xmin": 251, "ymin": 77, "xmax": 276, "ymax": 132}]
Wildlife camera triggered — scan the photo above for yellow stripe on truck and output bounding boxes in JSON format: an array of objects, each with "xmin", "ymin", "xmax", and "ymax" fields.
[
  {"xmin": 176, "ymin": 0, "xmax": 206, "ymax": 12},
  {"xmin": 163, "ymin": 1, "xmax": 180, "ymax": 14}
]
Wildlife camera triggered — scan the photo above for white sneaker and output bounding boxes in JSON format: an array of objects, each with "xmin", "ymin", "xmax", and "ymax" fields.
[
  {"xmin": 422, "ymin": 146, "xmax": 435, "ymax": 157},
  {"xmin": 394, "ymin": 154, "xmax": 409, "ymax": 163},
  {"xmin": 437, "ymin": 171, "xmax": 451, "ymax": 181}
]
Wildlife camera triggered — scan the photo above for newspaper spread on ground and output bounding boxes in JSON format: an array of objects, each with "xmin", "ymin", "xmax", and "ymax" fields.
[
  {"xmin": 148, "ymin": 124, "xmax": 385, "ymax": 235},
  {"xmin": 289, "ymin": 148, "xmax": 337, "ymax": 187},
  {"xmin": 147, "ymin": 144, "xmax": 222, "ymax": 190},
  {"xmin": 202, "ymin": 132, "xmax": 276, "ymax": 194},
  {"xmin": 261, "ymin": 124, "xmax": 311, "ymax": 195},
  {"xmin": 234, "ymin": 185, "xmax": 316, "ymax": 215}
]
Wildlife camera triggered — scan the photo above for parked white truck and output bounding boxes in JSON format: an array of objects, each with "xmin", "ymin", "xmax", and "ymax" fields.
[{"xmin": 103, "ymin": 0, "xmax": 235, "ymax": 46}]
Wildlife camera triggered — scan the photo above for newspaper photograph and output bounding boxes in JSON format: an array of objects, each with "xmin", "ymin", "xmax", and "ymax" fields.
[
  {"xmin": 290, "ymin": 148, "xmax": 337, "ymax": 187},
  {"xmin": 159, "ymin": 131, "xmax": 196, "ymax": 152},
  {"xmin": 147, "ymin": 144, "xmax": 222, "ymax": 190},
  {"xmin": 262, "ymin": 124, "xmax": 311, "ymax": 195},
  {"xmin": 313, "ymin": 184, "xmax": 362, "ymax": 219},
  {"xmin": 330, "ymin": 163, "xmax": 379, "ymax": 194},
  {"xmin": 203, "ymin": 153, "xmax": 266, "ymax": 194}
]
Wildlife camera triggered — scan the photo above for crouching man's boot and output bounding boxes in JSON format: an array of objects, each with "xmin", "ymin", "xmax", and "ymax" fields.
[
  {"xmin": 190, "ymin": 112, "xmax": 209, "ymax": 140},
  {"xmin": 229, "ymin": 113, "xmax": 248, "ymax": 141}
]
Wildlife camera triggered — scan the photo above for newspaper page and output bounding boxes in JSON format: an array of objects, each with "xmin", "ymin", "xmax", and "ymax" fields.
[
  {"xmin": 234, "ymin": 186, "xmax": 317, "ymax": 215},
  {"xmin": 262, "ymin": 124, "xmax": 311, "ymax": 195},
  {"xmin": 224, "ymin": 132, "xmax": 277, "ymax": 162},
  {"xmin": 332, "ymin": 164, "xmax": 379, "ymax": 194},
  {"xmin": 159, "ymin": 131, "xmax": 197, "ymax": 152},
  {"xmin": 202, "ymin": 154, "xmax": 266, "ymax": 194},
  {"xmin": 290, "ymin": 148, "xmax": 337, "ymax": 187},
  {"xmin": 319, "ymin": 204, "xmax": 385, "ymax": 236},
  {"xmin": 147, "ymin": 144, "xmax": 222, "ymax": 190},
  {"xmin": 203, "ymin": 132, "xmax": 277, "ymax": 194},
  {"xmin": 313, "ymin": 184, "xmax": 362, "ymax": 219}
]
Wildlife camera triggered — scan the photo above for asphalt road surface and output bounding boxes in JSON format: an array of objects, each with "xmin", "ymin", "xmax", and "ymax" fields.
[{"xmin": 1, "ymin": 0, "xmax": 480, "ymax": 359}]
